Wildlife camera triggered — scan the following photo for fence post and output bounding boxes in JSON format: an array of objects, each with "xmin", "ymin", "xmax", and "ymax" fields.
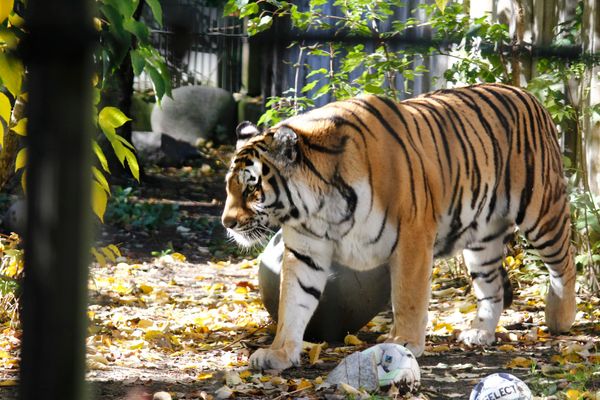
[
  {"xmin": 20, "ymin": 0, "xmax": 94, "ymax": 399},
  {"xmin": 583, "ymin": 0, "xmax": 600, "ymax": 195}
]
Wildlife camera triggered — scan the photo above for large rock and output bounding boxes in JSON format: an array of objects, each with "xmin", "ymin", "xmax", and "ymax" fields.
[
  {"xmin": 151, "ymin": 86, "xmax": 236, "ymax": 144},
  {"xmin": 259, "ymin": 230, "xmax": 391, "ymax": 342},
  {"xmin": 132, "ymin": 131, "xmax": 201, "ymax": 166}
]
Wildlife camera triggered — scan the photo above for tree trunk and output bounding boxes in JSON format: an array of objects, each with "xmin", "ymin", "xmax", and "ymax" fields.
[
  {"xmin": 0, "ymin": 97, "xmax": 24, "ymax": 191},
  {"xmin": 20, "ymin": 0, "xmax": 94, "ymax": 398}
]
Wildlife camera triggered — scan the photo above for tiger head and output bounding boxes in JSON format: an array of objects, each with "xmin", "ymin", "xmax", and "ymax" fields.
[{"xmin": 221, "ymin": 121, "xmax": 301, "ymax": 247}]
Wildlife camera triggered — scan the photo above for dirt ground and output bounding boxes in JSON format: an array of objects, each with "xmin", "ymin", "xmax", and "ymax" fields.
[{"xmin": 0, "ymin": 146, "xmax": 599, "ymax": 399}]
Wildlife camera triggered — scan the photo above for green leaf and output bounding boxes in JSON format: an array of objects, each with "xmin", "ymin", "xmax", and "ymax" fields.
[
  {"xmin": 14, "ymin": 147, "xmax": 26, "ymax": 172},
  {"xmin": 92, "ymin": 166, "xmax": 111, "ymax": 194},
  {"xmin": 0, "ymin": 92, "xmax": 10, "ymax": 147},
  {"xmin": 102, "ymin": 0, "xmax": 139, "ymax": 19},
  {"xmin": 240, "ymin": 2, "xmax": 259, "ymax": 17},
  {"xmin": 306, "ymin": 68, "xmax": 328, "ymax": 79},
  {"xmin": 111, "ymin": 141, "xmax": 127, "ymax": 165},
  {"xmin": 145, "ymin": 64, "xmax": 166, "ymax": 103},
  {"xmin": 435, "ymin": 0, "xmax": 447, "ymax": 13},
  {"xmin": 20, "ymin": 169, "xmax": 25, "ymax": 193},
  {"xmin": 0, "ymin": 91, "xmax": 10, "ymax": 125},
  {"xmin": 0, "ymin": 0, "xmax": 13, "ymax": 23},
  {"xmin": 144, "ymin": 0, "xmax": 163, "ymax": 27},
  {"xmin": 223, "ymin": 0, "xmax": 238, "ymax": 16},
  {"xmin": 116, "ymin": 134, "xmax": 136, "ymax": 149},
  {"xmin": 125, "ymin": 151, "xmax": 140, "ymax": 181},
  {"xmin": 93, "ymin": 140, "xmax": 110, "ymax": 173},
  {"xmin": 11, "ymin": 117, "xmax": 26, "ymax": 136},
  {"xmin": 0, "ymin": 52, "xmax": 23, "ymax": 96},
  {"xmin": 91, "ymin": 247, "xmax": 107, "ymax": 266},
  {"xmin": 301, "ymin": 80, "xmax": 318, "ymax": 93},
  {"xmin": 123, "ymin": 19, "xmax": 149, "ymax": 42},
  {"xmin": 92, "ymin": 180, "xmax": 108, "ymax": 222},
  {"xmin": 130, "ymin": 50, "xmax": 145, "ymax": 76},
  {"xmin": 108, "ymin": 244, "xmax": 121, "ymax": 258},
  {"xmin": 101, "ymin": 246, "xmax": 117, "ymax": 262},
  {"xmin": 99, "ymin": 106, "xmax": 131, "ymax": 138},
  {"xmin": 258, "ymin": 15, "xmax": 273, "ymax": 29}
]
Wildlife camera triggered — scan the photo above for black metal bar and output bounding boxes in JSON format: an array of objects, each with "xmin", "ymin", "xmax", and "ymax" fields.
[{"xmin": 20, "ymin": 0, "xmax": 95, "ymax": 399}]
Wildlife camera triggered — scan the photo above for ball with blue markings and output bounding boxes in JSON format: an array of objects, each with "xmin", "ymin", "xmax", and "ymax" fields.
[
  {"xmin": 470, "ymin": 373, "xmax": 532, "ymax": 400},
  {"xmin": 362, "ymin": 343, "xmax": 420, "ymax": 392}
]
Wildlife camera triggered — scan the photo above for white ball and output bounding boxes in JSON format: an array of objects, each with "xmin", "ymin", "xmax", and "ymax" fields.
[
  {"xmin": 363, "ymin": 343, "xmax": 420, "ymax": 392},
  {"xmin": 470, "ymin": 373, "xmax": 532, "ymax": 400}
]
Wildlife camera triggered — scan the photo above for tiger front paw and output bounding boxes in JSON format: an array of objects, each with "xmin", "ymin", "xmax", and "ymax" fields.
[
  {"xmin": 249, "ymin": 347, "xmax": 299, "ymax": 371},
  {"xmin": 457, "ymin": 328, "xmax": 496, "ymax": 347},
  {"xmin": 381, "ymin": 335, "xmax": 425, "ymax": 357}
]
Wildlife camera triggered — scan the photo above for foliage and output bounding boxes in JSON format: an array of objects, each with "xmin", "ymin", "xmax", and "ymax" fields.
[
  {"xmin": 0, "ymin": 233, "xmax": 22, "ymax": 326},
  {"xmin": 104, "ymin": 186, "xmax": 179, "ymax": 230},
  {"xmin": 92, "ymin": 0, "xmax": 172, "ymax": 222},
  {"xmin": 0, "ymin": 0, "xmax": 171, "ymax": 224}
]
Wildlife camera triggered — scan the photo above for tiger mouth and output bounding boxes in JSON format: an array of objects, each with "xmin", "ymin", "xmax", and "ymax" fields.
[{"xmin": 227, "ymin": 225, "xmax": 272, "ymax": 247}]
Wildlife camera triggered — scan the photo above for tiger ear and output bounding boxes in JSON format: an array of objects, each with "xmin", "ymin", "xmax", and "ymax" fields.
[
  {"xmin": 272, "ymin": 126, "xmax": 298, "ymax": 163},
  {"xmin": 236, "ymin": 121, "xmax": 260, "ymax": 148}
]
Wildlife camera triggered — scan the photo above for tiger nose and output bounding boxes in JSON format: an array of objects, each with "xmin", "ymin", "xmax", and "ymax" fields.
[{"xmin": 221, "ymin": 215, "xmax": 237, "ymax": 229}]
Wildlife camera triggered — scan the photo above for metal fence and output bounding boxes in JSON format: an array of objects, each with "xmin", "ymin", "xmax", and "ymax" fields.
[{"xmin": 135, "ymin": 0, "xmax": 245, "ymax": 93}]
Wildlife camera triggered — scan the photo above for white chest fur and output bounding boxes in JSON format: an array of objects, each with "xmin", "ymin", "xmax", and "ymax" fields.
[{"xmin": 318, "ymin": 180, "xmax": 397, "ymax": 271}]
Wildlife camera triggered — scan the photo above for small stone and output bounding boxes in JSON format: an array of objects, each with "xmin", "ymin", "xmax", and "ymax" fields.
[
  {"xmin": 214, "ymin": 386, "xmax": 233, "ymax": 399},
  {"xmin": 152, "ymin": 392, "xmax": 172, "ymax": 400}
]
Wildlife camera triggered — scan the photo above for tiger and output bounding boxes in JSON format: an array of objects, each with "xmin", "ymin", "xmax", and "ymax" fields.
[{"xmin": 221, "ymin": 83, "xmax": 577, "ymax": 371}]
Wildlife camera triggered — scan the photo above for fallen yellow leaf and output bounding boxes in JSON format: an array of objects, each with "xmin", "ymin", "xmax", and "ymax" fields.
[
  {"xmin": 197, "ymin": 372, "xmax": 213, "ymax": 380},
  {"xmin": 239, "ymin": 370, "xmax": 252, "ymax": 379},
  {"xmin": 309, "ymin": 342, "xmax": 323, "ymax": 365},
  {"xmin": 498, "ymin": 344, "xmax": 516, "ymax": 352},
  {"xmin": 128, "ymin": 340, "xmax": 145, "ymax": 350},
  {"xmin": 344, "ymin": 334, "xmax": 363, "ymax": 346},
  {"xmin": 565, "ymin": 389, "xmax": 583, "ymax": 400},
  {"xmin": 430, "ymin": 344, "xmax": 450, "ymax": 353},
  {"xmin": 270, "ymin": 376, "xmax": 286, "ymax": 385},
  {"xmin": 234, "ymin": 286, "xmax": 248, "ymax": 294},
  {"xmin": 171, "ymin": 252, "xmax": 186, "ymax": 262},
  {"xmin": 459, "ymin": 302, "xmax": 476, "ymax": 313},
  {"xmin": 505, "ymin": 356, "xmax": 533, "ymax": 369},
  {"xmin": 137, "ymin": 319, "xmax": 153, "ymax": 329},
  {"xmin": 295, "ymin": 379, "xmax": 312, "ymax": 391},
  {"xmin": 139, "ymin": 284, "xmax": 153, "ymax": 294},
  {"xmin": 432, "ymin": 322, "xmax": 454, "ymax": 334}
]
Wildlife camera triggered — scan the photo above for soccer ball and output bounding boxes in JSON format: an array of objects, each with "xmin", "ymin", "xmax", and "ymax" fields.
[
  {"xmin": 470, "ymin": 373, "xmax": 532, "ymax": 400},
  {"xmin": 362, "ymin": 343, "xmax": 420, "ymax": 392}
]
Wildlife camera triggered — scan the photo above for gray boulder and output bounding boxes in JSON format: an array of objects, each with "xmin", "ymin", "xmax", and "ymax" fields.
[
  {"xmin": 150, "ymin": 85, "xmax": 236, "ymax": 144},
  {"xmin": 132, "ymin": 131, "xmax": 201, "ymax": 166},
  {"xmin": 4, "ymin": 198, "xmax": 26, "ymax": 235},
  {"xmin": 259, "ymin": 230, "xmax": 391, "ymax": 342}
]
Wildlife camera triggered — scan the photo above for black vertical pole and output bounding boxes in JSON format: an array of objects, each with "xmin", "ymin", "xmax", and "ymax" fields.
[{"xmin": 20, "ymin": 1, "xmax": 94, "ymax": 399}]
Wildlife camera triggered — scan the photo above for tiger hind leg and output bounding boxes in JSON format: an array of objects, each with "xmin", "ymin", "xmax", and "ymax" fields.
[
  {"xmin": 458, "ymin": 222, "xmax": 514, "ymax": 347},
  {"xmin": 521, "ymin": 199, "xmax": 576, "ymax": 333}
]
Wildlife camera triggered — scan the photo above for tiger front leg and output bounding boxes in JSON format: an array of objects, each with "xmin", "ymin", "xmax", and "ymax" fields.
[
  {"xmin": 249, "ymin": 233, "xmax": 332, "ymax": 371},
  {"xmin": 385, "ymin": 231, "xmax": 435, "ymax": 357}
]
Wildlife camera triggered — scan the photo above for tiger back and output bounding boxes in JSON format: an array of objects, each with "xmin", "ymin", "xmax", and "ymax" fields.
[{"xmin": 222, "ymin": 83, "xmax": 576, "ymax": 371}]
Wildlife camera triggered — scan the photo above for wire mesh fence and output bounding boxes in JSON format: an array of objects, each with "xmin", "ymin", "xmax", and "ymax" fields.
[{"xmin": 135, "ymin": 0, "xmax": 245, "ymax": 93}]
